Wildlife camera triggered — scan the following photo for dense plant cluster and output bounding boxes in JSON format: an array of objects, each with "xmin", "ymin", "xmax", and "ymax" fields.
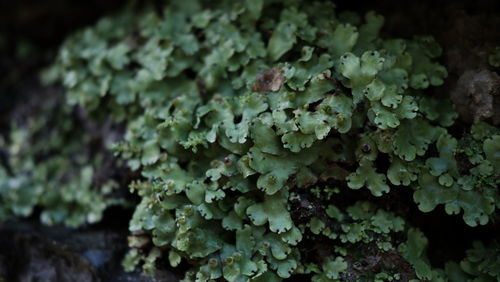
[
  {"xmin": 0, "ymin": 94, "xmax": 121, "ymax": 227},
  {"xmin": 1, "ymin": 0, "xmax": 498, "ymax": 281}
]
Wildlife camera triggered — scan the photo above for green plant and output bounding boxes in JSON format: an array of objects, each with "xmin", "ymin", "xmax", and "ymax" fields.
[
  {"xmin": 27, "ymin": 0, "xmax": 500, "ymax": 280},
  {"xmin": 0, "ymin": 96, "xmax": 121, "ymax": 227},
  {"xmin": 489, "ymin": 46, "xmax": 500, "ymax": 67}
]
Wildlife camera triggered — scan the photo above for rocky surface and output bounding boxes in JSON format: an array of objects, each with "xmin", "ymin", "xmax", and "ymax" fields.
[
  {"xmin": 0, "ymin": 220, "xmax": 179, "ymax": 282},
  {"xmin": 451, "ymin": 70, "xmax": 500, "ymax": 124}
]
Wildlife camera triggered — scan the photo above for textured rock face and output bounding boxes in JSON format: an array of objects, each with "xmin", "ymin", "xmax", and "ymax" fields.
[
  {"xmin": 0, "ymin": 220, "xmax": 179, "ymax": 282},
  {"xmin": 451, "ymin": 69, "xmax": 500, "ymax": 125},
  {"xmin": 17, "ymin": 238, "xmax": 99, "ymax": 282}
]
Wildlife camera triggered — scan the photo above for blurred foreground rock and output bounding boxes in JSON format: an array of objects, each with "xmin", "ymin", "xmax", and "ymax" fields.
[{"xmin": 0, "ymin": 220, "xmax": 179, "ymax": 282}]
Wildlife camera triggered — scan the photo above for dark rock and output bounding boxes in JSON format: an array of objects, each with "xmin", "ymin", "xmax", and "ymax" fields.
[
  {"xmin": 0, "ymin": 220, "xmax": 179, "ymax": 282},
  {"xmin": 451, "ymin": 69, "xmax": 500, "ymax": 124}
]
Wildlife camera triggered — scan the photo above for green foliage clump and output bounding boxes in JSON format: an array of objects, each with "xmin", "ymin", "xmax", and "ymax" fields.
[
  {"xmin": 489, "ymin": 46, "xmax": 500, "ymax": 67},
  {"xmin": 413, "ymin": 122, "xmax": 500, "ymax": 227},
  {"xmin": 37, "ymin": 0, "xmax": 500, "ymax": 280},
  {"xmin": 0, "ymin": 97, "xmax": 120, "ymax": 227}
]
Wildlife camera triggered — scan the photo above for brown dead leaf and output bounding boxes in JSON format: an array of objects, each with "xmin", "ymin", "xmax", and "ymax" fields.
[{"xmin": 252, "ymin": 67, "xmax": 285, "ymax": 92}]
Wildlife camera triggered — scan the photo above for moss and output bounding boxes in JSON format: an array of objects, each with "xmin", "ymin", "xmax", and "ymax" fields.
[
  {"xmin": 0, "ymin": 94, "xmax": 121, "ymax": 227},
  {"xmin": 2, "ymin": 0, "xmax": 497, "ymax": 280}
]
